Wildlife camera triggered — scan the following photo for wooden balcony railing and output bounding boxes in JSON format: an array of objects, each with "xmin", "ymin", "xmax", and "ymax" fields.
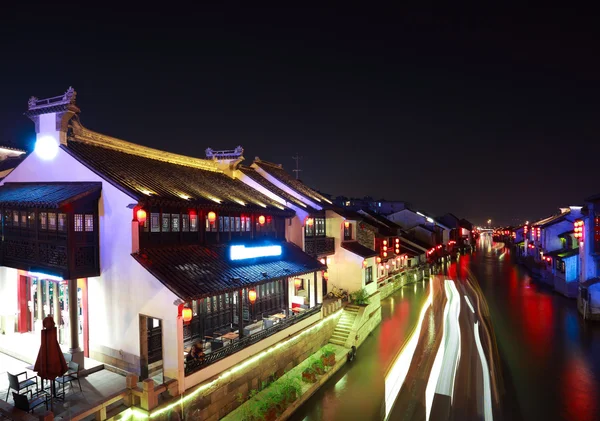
[{"xmin": 304, "ymin": 236, "xmax": 335, "ymax": 256}]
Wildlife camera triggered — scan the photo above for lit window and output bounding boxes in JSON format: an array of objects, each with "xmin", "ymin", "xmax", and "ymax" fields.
[
  {"xmin": 12, "ymin": 211, "xmax": 18, "ymax": 226},
  {"xmin": 74, "ymin": 214, "xmax": 83, "ymax": 232},
  {"xmin": 150, "ymin": 213, "xmax": 160, "ymax": 232},
  {"xmin": 58, "ymin": 213, "xmax": 67, "ymax": 232},
  {"xmin": 28, "ymin": 212, "xmax": 35, "ymax": 229},
  {"xmin": 365, "ymin": 267, "xmax": 373, "ymax": 284},
  {"xmin": 190, "ymin": 214, "xmax": 198, "ymax": 232},
  {"xmin": 219, "ymin": 216, "xmax": 224, "ymax": 232},
  {"xmin": 223, "ymin": 216, "xmax": 230, "ymax": 232},
  {"xmin": 172, "ymin": 214, "xmax": 180, "ymax": 232},
  {"xmin": 162, "ymin": 214, "xmax": 170, "ymax": 232},
  {"xmin": 235, "ymin": 216, "xmax": 241, "ymax": 232},
  {"xmin": 182, "ymin": 214, "xmax": 189, "ymax": 232},
  {"xmin": 48, "ymin": 213, "xmax": 57, "ymax": 231},
  {"xmin": 20, "ymin": 212, "xmax": 27, "ymax": 227},
  {"xmin": 39, "ymin": 212, "xmax": 47, "ymax": 230},
  {"xmin": 84, "ymin": 214, "xmax": 93, "ymax": 232}
]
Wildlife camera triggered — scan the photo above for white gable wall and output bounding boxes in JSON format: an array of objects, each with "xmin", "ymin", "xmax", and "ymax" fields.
[{"xmin": 1, "ymin": 148, "xmax": 180, "ymax": 379}]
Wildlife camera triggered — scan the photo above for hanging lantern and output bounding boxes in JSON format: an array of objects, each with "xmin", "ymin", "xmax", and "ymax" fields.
[
  {"xmin": 207, "ymin": 211, "xmax": 217, "ymax": 223},
  {"xmin": 182, "ymin": 307, "xmax": 193, "ymax": 323},
  {"xmin": 136, "ymin": 208, "xmax": 147, "ymax": 226},
  {"xmin": 383, "ymin": 246, "xmax": 388, "ymax": 251},
  {"xmin": 248, "ymin": 289, "xmax": 257, "ymax": 304},
  {"xmin": 383, "ymin": 240, "xmax": 387, "ymax": 246},
  {"xmin": 320, "ymin": 258, "xmax": 326, "ymax": 265},
  {"xmin": 395, "ymin": 238, "xmax": 400, "ymax": 244},
  {"xmin": 376, "ymin": 257, "xmax": 382, "ymax": 263},
  {"xmin": 323, "ymin": 271, "xmax": 329, "ymax": 280},
  {"xmin": 306, "ymin": 218, "xmax": 314, "ymax": 226},
  {"xmin": 383, "ymin": 252, "xmax": 388, "ymax": 257},
  {"xmin": 363, "ymin": 260, "xmax": 368, "ymax": 268},
  {"xmin": 344, "ymin": 221, "xmax": 350, "ymax": 228},
  {"xmin": 258, "ymin": 215, "xmax": 266, "ymax": 225},
  {"xmin": 294, "ymin": 278, "xmax": 302, "ymax": 288}
]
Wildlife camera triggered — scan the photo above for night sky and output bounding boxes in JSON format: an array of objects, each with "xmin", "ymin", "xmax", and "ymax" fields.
[{"xmin": 1, "ymin": 4, "xmax": 599, "ymax": 226}]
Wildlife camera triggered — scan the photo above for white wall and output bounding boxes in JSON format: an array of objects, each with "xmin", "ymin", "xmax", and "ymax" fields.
[
  {"xmin": 1, "ymin": 147, "xmax": 180, "ymax": 379},
  {"xmin": 0, "ymin": 267, "xmax": 18, "ymax": 318}
]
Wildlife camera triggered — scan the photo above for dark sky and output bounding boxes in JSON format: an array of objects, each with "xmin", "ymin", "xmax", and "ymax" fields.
[{"xmin": 1, "ymin": 4, "xmax": 599, "ymax": 226}]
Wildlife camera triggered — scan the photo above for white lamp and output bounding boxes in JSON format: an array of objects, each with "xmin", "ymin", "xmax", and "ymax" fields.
[{"xmin": 34, "ymin": 135, "xmax": 59, "ymax": 160}]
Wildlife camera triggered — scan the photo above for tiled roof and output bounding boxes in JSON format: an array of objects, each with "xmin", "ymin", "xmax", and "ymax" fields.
[
  {"xmin": 65, "ymin": 123, "xmax": 289, "ymax": 213},
  {"xmin": 341, "ymin": 241, "xmax": 378, "ymax": 258},
  {"xmin": 238, "ymin": 166, "xmax": 319, "ymax": 213},
  {"xmin": 398, "ymin": 244, "xmax": 418, "ymax": 257},
  {"xmin": 358, "ymin": 209, "xmax": 403, "ymax": 235},
  {"xmin": 132, "ymin": 242, "xmax": 325, "ymax": 300},
  {"xmin": 253, "ymin": 159, "xmax": 332, "ymax": 205},
  {"xmin": 0, "ymin": 182, "xmax": 101, "ymax": 208},
  {"xmin": 459, "ymin": 219, "xmax": 473, "ymax": 231},
  {"xmin": 401, "ymin": 236, "xmax": 430, "ymax": 251},
  {"xmin": 417, "ymin": 224, "xmax": 436, "ymax": 233}
]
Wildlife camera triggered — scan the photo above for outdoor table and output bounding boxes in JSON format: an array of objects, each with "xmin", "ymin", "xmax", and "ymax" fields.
[
  {"xmin": 220, "ymin": 332, "xmax": 239, "ymax": 344},
  {"xmin": 272, "ymin": 313, "xmax": 286, "ymax": 320}
]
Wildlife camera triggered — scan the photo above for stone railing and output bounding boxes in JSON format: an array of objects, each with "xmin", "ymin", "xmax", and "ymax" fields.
[{"xmin": 185, "ymin": 304, "xmax": 323, "ymax": 376}]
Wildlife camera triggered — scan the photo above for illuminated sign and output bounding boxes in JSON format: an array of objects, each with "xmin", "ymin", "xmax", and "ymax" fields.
[{"xmin": 230, "ymin": 244, "xmax": 282, "ymax": 261}]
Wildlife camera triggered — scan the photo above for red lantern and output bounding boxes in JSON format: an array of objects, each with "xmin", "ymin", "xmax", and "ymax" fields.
[
  {"xmin": 306, "ymin": 218, "xmax": 314, "ymax": 226},
  {"xmin": 207, "ymin": 211, "xmax": 216, "ymax": 223},
  {"xmin": 363, "ymin": 260, "xmax": 368, "ymax": 268},
  {"xmin": 383, "ymin": 246, "xmax": 388, "ymax": 251},
  {"xmin": 395, "ymin": 238, "xmax": 399, "ymax": 244},
  {"xmin": 344, "ymin": 221, "xmax": 350, "ymax": 228},
  {"xmin": 383, "ymin": 252, "xmax": 388, "ymax": 257},
  {"xmin": 376, "ymin": 257, "xmax": 382, "ymax": 263},
  {"xmin": 294, "ymin": 278, "xmax": 302, "ymax": 288},
  {"xmin": 136, "ymin": 208, "xmax": 147, "ymax": 226},
  {"xmin": 323, "ymin": 271, "xmax": 329, "ymax": 280},
  {"xmin": 182, "ymin": 307, "xmax": 192, "ymax": 323},
  {"xmin": 248, "ymin": 289, "xmax": 257, "ymax": 304},
  {"xmin": 258, "ymin": 215, "xmax": 266, "ymax": 225},
  {"xmin": 383, "ymin": 240, "xmax": 387, "ymax": 246}
]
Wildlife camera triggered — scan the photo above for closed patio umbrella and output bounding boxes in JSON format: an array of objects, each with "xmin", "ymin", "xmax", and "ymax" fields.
[{"xmin": 34, "ymin": 316, "xmax": 68, "ymax": 411}]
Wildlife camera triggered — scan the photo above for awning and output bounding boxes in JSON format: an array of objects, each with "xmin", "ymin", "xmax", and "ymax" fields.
[
  {"xmin": 0, "ymin": 182, "xmax": 101, "ymax": 208},
  {"xmin": 133, "ymin": 242, "xmax": 326, "ymax": 301},
  {"xmin": 341, "ymin": 241, "xmax": 378, "ymax": 258}
]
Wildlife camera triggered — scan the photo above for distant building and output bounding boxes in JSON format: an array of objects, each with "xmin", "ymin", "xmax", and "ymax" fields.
[{"xmin": 333, "ymin": 196, "xmax": 408, "ymax": 215}]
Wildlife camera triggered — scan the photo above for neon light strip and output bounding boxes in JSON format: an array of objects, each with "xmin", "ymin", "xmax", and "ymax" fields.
[
  {"xmin": 27, "ymin": 271, "xmax": 63, "ymax": 282},
  {"xmin": 474, "ymin": 321, "xmax": 494, "ymax": 421},
  {"xmin": 384, "ymin": 282, "xmax": 433, "ymax": 419},
  {"xmin": 230, "ymin": 244, "xmax": 282, "ymax": 260},
  {"xmin": 435, "ymin": 280, "xmax": 461, "ymax": 402}
]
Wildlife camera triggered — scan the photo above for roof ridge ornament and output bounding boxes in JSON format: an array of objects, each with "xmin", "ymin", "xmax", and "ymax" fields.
[
  {"xmin": 27, "ymin": 86, "xmax": 78, "ymax": 111},
  {"xmin": 205, "ymin": 146, "xmax": 244, "ymax": 161}
]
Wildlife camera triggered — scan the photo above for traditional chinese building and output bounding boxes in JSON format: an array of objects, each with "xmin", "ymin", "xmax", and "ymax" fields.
[{"xmin": 0, "ymin": 89, "xmax": 327, "ymax": 393}]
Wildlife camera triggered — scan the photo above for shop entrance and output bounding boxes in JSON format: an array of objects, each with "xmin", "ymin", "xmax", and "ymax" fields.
[
  {"xmin": 17, "ymin": 275, "xmax": 88, "ymax": 355},
  {"xmin": 139, "ymin": 315, "xmax": 163, "ymax": 384}
]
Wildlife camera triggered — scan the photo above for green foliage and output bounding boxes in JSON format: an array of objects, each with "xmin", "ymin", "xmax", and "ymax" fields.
[
  {"xmin": 321, "ymin": 345, "xmax": 335, "ymax": 358},
  {"xmin": 350, "ymin": 288, "xmax": 370, "ymax": 306},
  {"xmin": 309, "ymin": 355, "xmax": 325, "ymax": 372}
]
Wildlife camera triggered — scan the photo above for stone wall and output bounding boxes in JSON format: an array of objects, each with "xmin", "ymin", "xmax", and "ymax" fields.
[
  {"xmin": 346, "ymin": 292, "xmax": 382, "ymax": 349},
  {"xmin": 150, "ymin": 312, "xmax": 340, "ymax": 421},
  {"xmin": 357, "ymin": 223, "xmax": 375, "ymax": 249}
]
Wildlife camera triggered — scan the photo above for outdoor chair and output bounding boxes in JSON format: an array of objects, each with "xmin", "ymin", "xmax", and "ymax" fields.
[
  {"xmin": 6, "ymin": 372, "xmax": 37, "ymax": 401},
  {"xmin": 54, "ymin": 361, "xmax": 82, "ymax": 398},
  {"xmin": 12, "ymin": 392, "xmax": 47, "ymax": 413},
  {"xmin": 63, "ymin": 353, "xmax": 72, "ymax": 364},
  {"xmin": 263, "ymin": 318, "xmax": 274, "ymax": 329}
]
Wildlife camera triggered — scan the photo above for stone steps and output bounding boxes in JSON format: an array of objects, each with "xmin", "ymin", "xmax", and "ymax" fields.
[{"xmin": 329, "ymin": 307, "xmax": 360, "ymax": 347}]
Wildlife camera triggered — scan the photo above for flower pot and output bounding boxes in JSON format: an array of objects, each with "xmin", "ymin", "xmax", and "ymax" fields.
[
  {"xmin": 314, "ymin": 365, "xmax": 326, "ymax": 375},
  {"xmin": 302, "ymin": 370, "xmax": 317, "ymax": 383},
  {"xmin": 264, "ymin": 406, "xmax": 278, "ymax": 421},
  {"xmin": 321, "ymin": 354, "xmax": 335, "ymax": 367}
]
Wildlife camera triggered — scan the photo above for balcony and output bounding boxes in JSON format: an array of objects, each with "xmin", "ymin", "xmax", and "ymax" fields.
[{"xmin": 304, "ymin": 236, "xmax": 335, "ymax": 256}]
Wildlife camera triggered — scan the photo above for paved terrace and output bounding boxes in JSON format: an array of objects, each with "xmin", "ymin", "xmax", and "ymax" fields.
[{"xmin": 1, "ymin": 353, "xmax": 127, "ymax": 420}]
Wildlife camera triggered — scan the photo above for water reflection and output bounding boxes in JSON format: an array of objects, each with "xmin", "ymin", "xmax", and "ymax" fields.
[
  {"xmin": 473, "ymin": 235, "xmax": 600, "ymax": 421},
  {"xmin": 290, "ymin": 282, "xmax": 428, "ymax": 421}
]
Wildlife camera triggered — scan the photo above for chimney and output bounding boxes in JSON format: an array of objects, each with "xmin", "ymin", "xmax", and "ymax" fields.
[{"xmin": 24, "ymin": 87, "xmax": 80, "ymax": 160}]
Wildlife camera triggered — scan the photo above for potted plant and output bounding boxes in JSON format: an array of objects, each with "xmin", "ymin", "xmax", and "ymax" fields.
[
  {"xmin": 310, "ymin": 356, "xmax": 326, "ymax": 375},
  {"xmin": 302, "ymin": 365, "xmax": 317, "ymax": 383},
  {"xmin": 320, "ymin": 345, "xmax": 336, "ymax": 367},
  {"xmin": 279, "ymin": 376, "xmax": 301, "ymax": 405},
  {"xmin": 350, "ymin": 288, "xmax": 370, "ymax": 306}
]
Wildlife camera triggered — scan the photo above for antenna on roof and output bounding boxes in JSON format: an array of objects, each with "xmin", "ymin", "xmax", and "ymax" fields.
[{"xmin": 292, "ymin": 153, "xmax": 302, "ymax": 180}]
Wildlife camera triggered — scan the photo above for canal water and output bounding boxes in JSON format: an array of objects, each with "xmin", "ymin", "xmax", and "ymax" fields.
[
  {"xmin": 289, "ymin": 281, "xmax": 429, "ymax": 421},
  {"xmin": 470, "ymin": 235, "xmax": 600, "ymax": 421}
]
